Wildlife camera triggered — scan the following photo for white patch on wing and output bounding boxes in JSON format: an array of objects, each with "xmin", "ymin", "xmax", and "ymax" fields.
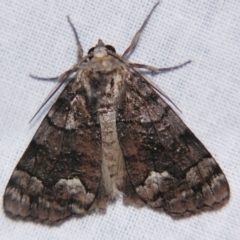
[
  {"xmin": 211, "ymin": 174, "xmax": 229, "ymax": 202},
  {"xmin": 55, "ymin": 178, "xmax": 95, "ymax": 211},
  {"xmin": 28, "ymin": 176, "xmax": 44, "ymax": 196},
  {"xmin": 136, "ymin": 171, "xmax": 176, "ymax": 205},
  {"xmin": 66, "ymin": 111, "xmax": 76, "ymax": 129},
  {"xmin": 4, "ymin": 170, "xmax": 32, "ymax": 216}
]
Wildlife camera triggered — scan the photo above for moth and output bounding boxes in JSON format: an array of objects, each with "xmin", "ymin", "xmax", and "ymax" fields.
[{"xmin": 4, "ymin": 2, "xmax": 229, "ymax": 224}]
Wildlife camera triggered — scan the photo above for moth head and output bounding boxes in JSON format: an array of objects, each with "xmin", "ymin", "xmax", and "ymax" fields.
[{"xmin": 87, "ymin": 39, "xmax": 116, "ymax": 59}]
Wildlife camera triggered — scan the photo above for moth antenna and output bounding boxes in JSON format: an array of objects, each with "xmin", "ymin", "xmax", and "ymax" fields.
[
  {"xmin": 122, "ymin": 1, "xmax": 160, "ymax": 58},
  {"xmin": 67, "ymin": 15, "xmax": 83, "ymax": 60}
]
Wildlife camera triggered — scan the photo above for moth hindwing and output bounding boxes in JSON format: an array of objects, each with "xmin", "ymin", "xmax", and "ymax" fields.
[{"xmin": 4, "ymin": 2, "xmax": 229, "ymax": 224}]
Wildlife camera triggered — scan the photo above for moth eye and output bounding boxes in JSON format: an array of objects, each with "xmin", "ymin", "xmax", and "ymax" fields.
[
  {"xmin": 88, "ymin": 47, "xmax": 95, "ymax": 54},
  {"xmin": 105, "ymin": 45, "xmax": 116, "ymax": 53}
]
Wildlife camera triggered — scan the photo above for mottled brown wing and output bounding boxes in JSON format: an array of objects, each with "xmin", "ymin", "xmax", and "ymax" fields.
[
  {"xmin": 117, "ymin": 73, "xmax": 230, "ymax": 217},
  {"xmin": 4, "ymin": 80, "xmax": 105, "ymax": 223}
]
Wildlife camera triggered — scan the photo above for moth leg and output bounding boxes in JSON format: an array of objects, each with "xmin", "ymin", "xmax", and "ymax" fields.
[
  {"xmin": 30, "ymin": 75, "xmax": 77, "ymax": 82},
  {"xmin": 122, "ymin": 1, "xmax": 160, "ymax": 58},
  {"xmin": 67, "ymin": 16, "xmax": 83, "ymax": 60},
  {"xmin": 30, "ymin": 74, "xmax": 58, "ymax": 81},
  {"xmin": 130, "ymin": 60, "xmax": 191, "ymax": 73},
  {"xmin": 29, "ymin": 64, "xmax": 79, "ymax": 122}
]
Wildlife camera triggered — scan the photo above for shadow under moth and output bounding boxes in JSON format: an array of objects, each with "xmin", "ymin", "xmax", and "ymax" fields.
[{"xmin": 4, "ymin": 2, "xmax": 229, "ymax": 224}]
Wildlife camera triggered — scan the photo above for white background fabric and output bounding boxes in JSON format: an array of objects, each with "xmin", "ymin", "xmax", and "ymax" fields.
[{"xmin": 0, "ymin": 0, "xmax": 239, "ymax": 239}]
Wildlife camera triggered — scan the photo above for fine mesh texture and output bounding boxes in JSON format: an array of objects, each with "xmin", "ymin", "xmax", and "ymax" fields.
[{"xmin": 0, "ymin": 1, "xmax": 239, "ymax": 239}]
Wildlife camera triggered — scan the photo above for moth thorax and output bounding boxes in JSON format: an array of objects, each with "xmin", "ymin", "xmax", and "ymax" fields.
[{"xmin": 93, "ymin": 46, "xmax": 108, "ymax": 58}]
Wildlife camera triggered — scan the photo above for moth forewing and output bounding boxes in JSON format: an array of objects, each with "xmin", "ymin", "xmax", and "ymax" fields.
[{"xmin": 4, "ymin": 2, "xmax": 229, "ymax": 224}]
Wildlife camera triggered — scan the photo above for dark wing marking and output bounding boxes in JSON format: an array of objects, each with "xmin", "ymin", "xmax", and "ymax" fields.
[
  {"xmin": 117, "ymin": 72, "xmax": 230, "ymax": 217},
  {"xmin": 4, "ymin": 79, "xmax": 104, "ymax": 223}
]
